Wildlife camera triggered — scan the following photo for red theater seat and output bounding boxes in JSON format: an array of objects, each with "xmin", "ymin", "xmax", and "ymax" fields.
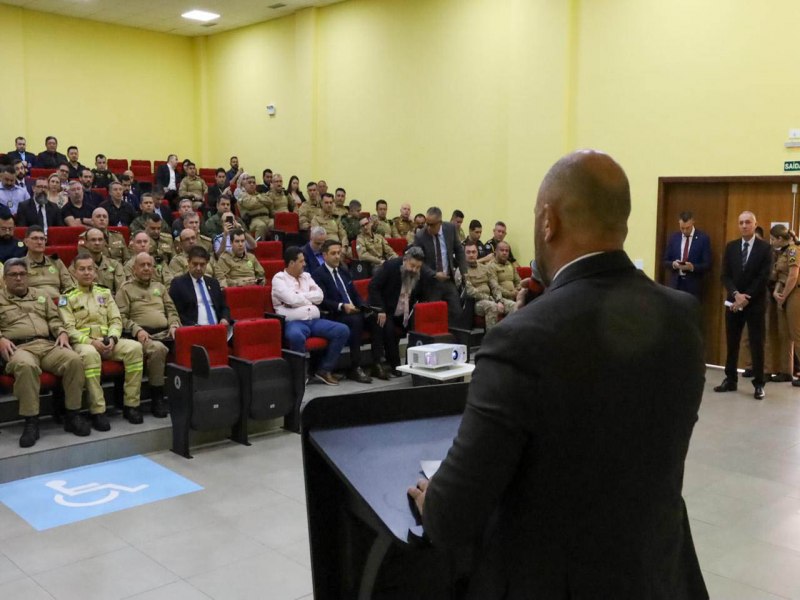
[
  {"xmin": 46, "ymin": 226, "xmax": 85, "ymax": 246},
  {"xmin": 46, "ymin": 245, "xmax": 79, "ymax": 268},
  {"xmin": 108, "ymin": 226, "xmax": 130, "ymax": 244},
  {"xmin": 259, "ymin": 260, "xmax": 284, "ymax": 282},
  {"xmin": 517, "ymin": 266, "xmax": 532, "ymax": 279},
  {"xmin": 386, "ymin": 237, "xmax": 408, "ymax": 256},
  {"xmin": 254, "ymin": 241, "xmax": 282, "ymax": 261},
  {"xmin": 224, "ymin": 286, "xmax": 269, "ymax": 321},
  {"xmin": 107, "ymin": 158, "xmax": 129, "ymax": 173}
]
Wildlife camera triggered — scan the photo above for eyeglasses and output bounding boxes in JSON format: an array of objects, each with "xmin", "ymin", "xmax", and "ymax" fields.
[
  {"xmin": 0, "ymin": 226, "xmax": 15, "ymax": 232},
  {"xmin": 5, "ymin": 272, "xmax": 27, "ymax": 278}
]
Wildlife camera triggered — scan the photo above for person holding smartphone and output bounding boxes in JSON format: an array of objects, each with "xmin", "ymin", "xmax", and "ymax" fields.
[{"xmin": 663, "ymin": 210, "xmax": 712, "ymax": 299}]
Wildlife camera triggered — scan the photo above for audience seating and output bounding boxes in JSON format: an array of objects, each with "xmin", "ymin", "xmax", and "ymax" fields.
[
  {"xmin": 517, "ymin": 265, "xmax": 532, "ymax": 279},
  {"xmin": 167, "ymin": 325, "xmax": 242, "ymax": 459},
  {"xmin": 91, "ymin": 187, "xmax": 108, "ymax": 199},
  {"xmin": 107, "ymin": 159, "xmax": 129, "ymax": 173},
  {"xmin": 386, "ymin": 237, "xmax": 408, "ymax": 256},
  {"xmin": 14, "ymin": 227, "xmax": 26, "ymax": 240},
  {"xmin": 46, "ymin": 226, "xmax": 86, "ymax": 246},
  {"xmin": 224, "ymin": 286, "xmax": 269, "ymax": 321},
  {"xmin": 348, "ymin": 240, "xmax": 372, "ymax": 280},
  {"xmin": 130, "ymin": 160, "xmax": 151, "ymax": 169},
  {"xmin": 407, "ymin": 301, "xmax": 473, "ymax": 360},
  {"xmin": 46, "ymin": 244, "xmax": 80, "ymax": 268},
  {"xmin": 259, "ymin": 259, "xmax": 284, "ymax": 282},
  {"xmin": 272, "ymin": 211, "xmax": 302, "ymax": 246},
  {"xmin": 229, "ymin": 319, "xmax": 302, "ymax": 440},
  {"xmin": 254, "ymin": 241, "xmax": 282, "ymax": 261},
  {"xmin": 108, "ymin": 225, "xmax": 130, "ymax": 244},
  {"xmin": 30, "ymin": 168, "xmax": 55, "ymax": 179}
]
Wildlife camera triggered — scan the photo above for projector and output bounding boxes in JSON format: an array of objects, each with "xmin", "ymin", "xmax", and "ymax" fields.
[{"xmin": 407, "ymin": 343, "xmax": 468, "ymax": 369}]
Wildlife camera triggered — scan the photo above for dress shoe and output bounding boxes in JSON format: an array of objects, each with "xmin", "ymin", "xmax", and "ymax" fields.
[
  {"xmin": 771, "ymin": 373, "xmax": 793, "ymax": 383},
  {"xmin": 315, "ymin": 371, "xmax": 339, "ymax": 386},
  {"xmin": 792, "ymin": 379, "xmax": 800, "ymax": 387},
  {"xmin": 713, "ymin": 379, "xmax": 737, "ymax": 392},
  {"xmin": 19, "ymin": 416, "xmax": 40, "ymax": 448},
  {"xmin": 347, "ymin": 367, "xmax": 372, "ymax": 384},
  {"xmin": 742, "ymin": 369, "xmax": 754, "ymax": 378},
  {"xmin": 123, "ymin": 406, "xmax": 144, "ymax": 424},
  {"xmin": 64, "ymin": 410, "xmax": 91, "ymax": 437},
  {"xmin": 754, "ymin": 386, "xmax": 765, "ymax": 400},
  {"xmin": 91, "ymin": 412, "xmax": 111, "ymax": 432},
  {"xmin": 372, "ymin": 363, "xmax": 391, "ymax": 381}
]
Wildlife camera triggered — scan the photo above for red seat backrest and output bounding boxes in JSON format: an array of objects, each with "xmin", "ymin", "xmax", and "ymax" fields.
[
  {"xmin": 130, "ymin": 160, "xmax": 151, "ymax": 169},
  {"xmin": 91, "ymin": 187, "xmax": 108, "ymax": 199},
  {"xmin": 264, "ymin": 285, "xmax": 275, "ymax": 313},
  {"xmin": 47, "ymin": 245, "xmax": 80, "ymax": 268},
  {"xmin": 274, "ymin": 212, "xmax": 299, "ymax": 233},
  {"xmin": 386, "ymin": 237, "xmax": 408, "ymax": 256},
  {"xmin": 14, "ymin": 227, "xmax": 26, "ymax": 240},
  {"xmin": 224, "ymin": 286, "xmax": 268, "ymax": 321},
  {"xmin": 153, "ymin": 160, "xmax": 167, "ymax": 171},
  {"xmin": 173, "ymin": 325, "xmax": 229, "ymax": 368},
  {"xmin": 199, "ymin": 168, "xmax": 216, "ymax": 177},
  {"xmin": 414, "ymin": 301, "xmax": 449, "ymax": 335},
  {"xmin": 131, "ymin": 164, "xmax": 152, "ymax": 176},
  {"xmin": 350, "ymin": 239, "xmax": 359, "ymax": 259},
  {"xmin": 232, "ymin": 319, "xmax": 283, "ymax": 361},
  {"xmin": 46, "ymin": 226, "xmax": 85, "ymax": 246},
  {"xmin": 354, "ymin": 278, "xmax": 370, "ymax": 300},
  {"xmin": 359, "ymin": 211, "xmax": 371, "ymax": 219},
  {"xmin": 107, "ymin": 158, "xmax": 128, "ymax": 173},
  {"xmin": 517, "ymin": 266, "xmax": 532, "ymax": 279},
  {"xmin": 260, "ymin": 260, "xmax": 284, "ymax": 282},
  {"xmin": 30, "ymin": 168, "xmax": 55, "ymax": 179},
  {"xmin": 254, "ymin": 241, "xmax": 282, "ymax": 260},
  {"xmin": 108, "ymin": 226, "xmax": 130, "ymax": 244}
]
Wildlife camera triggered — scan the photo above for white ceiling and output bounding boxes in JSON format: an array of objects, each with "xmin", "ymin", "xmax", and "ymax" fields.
[{"xmin": 2, "ymin": 0, "xmax": 344, "ymax": 36}]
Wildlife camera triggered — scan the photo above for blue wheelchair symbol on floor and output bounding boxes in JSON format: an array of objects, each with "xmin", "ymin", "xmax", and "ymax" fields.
[
  {"xmin": 45, "ymin": 480, "xmax": 149, "ymax": 507},
  {"xmin": 0, "ymin": 456, "xmax": 202, "ymax": 530}
]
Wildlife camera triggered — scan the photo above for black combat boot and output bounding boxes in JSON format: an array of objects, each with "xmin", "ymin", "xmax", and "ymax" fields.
[
  {"xmin": 149, "ymin": 386, "xmax": 168, "ymax": 418},
  {"xmin": 19, "ymin": 416, "xmax": 40, "ymax": 448},
  {"xmin": 64, "ymin": 410, "xmax": 91, "ymax": 437}
]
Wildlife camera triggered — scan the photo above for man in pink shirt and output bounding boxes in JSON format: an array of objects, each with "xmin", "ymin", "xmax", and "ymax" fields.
[{"xmin": 271, "ymin": 246, "xmax": 350, "ymax": 386}]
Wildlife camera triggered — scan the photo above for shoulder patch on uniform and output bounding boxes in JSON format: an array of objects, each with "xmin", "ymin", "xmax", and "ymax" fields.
[
  {"xmin": 37, "ymin": 296, "xmax": 46, "ymax": 304},
  {"xmin": 153, "ymin": 288, "xmax": 161, "ymax": 296},
  {"xmin": 48, "ymin": 266, "xmax": 56, "ymax": 273}
]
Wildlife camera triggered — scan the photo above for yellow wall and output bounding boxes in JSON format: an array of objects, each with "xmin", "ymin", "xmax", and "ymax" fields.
[{"xmin": 0, "ymin": 4, "xmax": 197, "ymax": 165}]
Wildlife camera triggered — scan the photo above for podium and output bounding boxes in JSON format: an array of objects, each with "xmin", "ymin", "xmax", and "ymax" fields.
[{"xmin": 301, "ymin": 383, "xmax": 469, "ymax": 599}]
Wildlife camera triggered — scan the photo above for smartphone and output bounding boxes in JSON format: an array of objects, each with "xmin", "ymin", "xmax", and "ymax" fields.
[{"xmin": 225, "ymin": 215, "xmax": 234, "ymax": 225}]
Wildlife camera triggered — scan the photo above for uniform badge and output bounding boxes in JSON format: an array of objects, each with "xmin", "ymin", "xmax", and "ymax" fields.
[
  {"xmin": 247, "ymin": 260, "xmax": 253, "ymax": 267},
  {"xmin": 97, "ymin": 296, "xmax": 106, "ymax": 305},
  {"xmin": 153, "ymin": 289, "xmax": 161, "ymax": 296},
  {"xmin": 37, "ymin": 296, "xmax": 45, "ymax": 304},
  {"xmin": 58, "ymin": 296, "xmax": 67, "ymax": 307},
  {"xmin": 48, "ymin": 266, "xmax": 56, "ymax": 274},
  {"xmin": 16, "ymin": 241, "xmax": 23, "ymax": 248}
]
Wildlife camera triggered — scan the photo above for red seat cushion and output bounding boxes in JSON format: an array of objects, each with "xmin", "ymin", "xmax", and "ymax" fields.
[
  {"xmin": 101, "ymin": 360, "xmax": 124, "ymax": 376},
  {"xmin": 414, "ymin": 301, "xmax": 449, "ymax": 335},
  {"xmin": 305, "ymin": 337, "xmax": 328, "ymax": 351},
  {"xmin": 517, "ymin": 266, "xmax": 532, "ymax": 279},
  {"xmin": 233, "ymin": 319, "xmax": 282, "ymax": 361},
  {"xmin": 386, "ymin": 237, "xmax": 408, "ymax": 256},
  {"xmin": 174, "ymin": 324, "xmax": 229, "ymax": 368},
  {"xmin": 274, "ymin": 212, "xmax": 299, "ymax": 234},
  {"xmin": 353, "ymin": 278, "xmax": 370, "ymax": 301},
  {"xmin": 0, "ymin": 372, "xmax": 59, "ymax": 391},
  {"xmin": 224, "ymin": 286, "xmax": 268, "ymax": 321}
]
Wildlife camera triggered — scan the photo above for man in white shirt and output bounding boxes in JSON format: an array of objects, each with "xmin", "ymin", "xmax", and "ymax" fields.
[{"xmin": 271, "ymin": 246, "xmax": 350, "ymax": 386}]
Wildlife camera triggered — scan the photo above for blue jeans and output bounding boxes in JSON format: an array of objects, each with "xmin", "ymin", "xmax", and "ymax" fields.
[{"xmin": 284, "ymin": 318, "xmax": 350, "ymax": 373}]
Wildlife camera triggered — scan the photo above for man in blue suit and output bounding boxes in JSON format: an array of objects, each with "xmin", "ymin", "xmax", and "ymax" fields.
[
  {"xmin": 312, "ymin": 239, "xmax": 383, "ymax": 382},
  {"xmin": 663, "ymin": 211, "xmax": 712, "ymax": 299}
]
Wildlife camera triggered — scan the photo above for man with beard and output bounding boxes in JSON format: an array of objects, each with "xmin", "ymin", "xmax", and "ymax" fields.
[
  {"xmin": 266, "ymin": 173, "xmax": 294, "ymax": 214},
  {"xmin": 367, "ymin": 246, "xmax": 426, "ymax": 376},
  {"xmin": 0, "ymin": 207, "xmax": 26, "ymax": 263},
  {"xmin": 408, "ymin": 150, "xmax": 707, "ymax": 600},
  {"xmin": 491, "ymin": 241, "xmax": 521, "ymax": 300},
  {"xmin": 36, "ymin": 136, "xmax": 68, "ymax": 169},
  {"xmin": 16, "ymin": 178, "xmax": 63, "ymax": 230},
  {"xmin": 79, "ymin": 169, "xmax": 105, "ymax": 206},
  {"xmin": 215, "ymin": 230, "xmax": 265, "ymax": 287},
  {"xmin": 61, "ymin": 181, "xmax": 95, "ymax": 228},
  {"xmin": 66, "ymin": 146, "xmax": 86, "ymax": 179}
]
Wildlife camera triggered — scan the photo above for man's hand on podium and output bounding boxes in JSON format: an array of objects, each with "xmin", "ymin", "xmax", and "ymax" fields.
[{"xmin": 408, "ymin": 478, "xmax": 429, "ymax": 517}]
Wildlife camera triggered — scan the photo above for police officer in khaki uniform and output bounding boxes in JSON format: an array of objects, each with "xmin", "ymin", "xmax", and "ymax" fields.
[
  {"xmin": 168, "ymin": 228, "xmax": 214, "ymax": 284},
  {"xmin": 23, "ymin": 226, "xmax": 75, "ymax": 297},
  {"xmin": 60, "ymin": 253, "xmax": 144, "ymax": 430},
  {"xmin": 298, "ymin": 182, "xmax": 322, "ymax": 231},
  {"xmin": 333, "ymin": 187, "xmax": 348, "ymax": 219},
  {"xmin": 492, "ymin": 241, "xmax": 521, "ymax": 300},
  {"xmin": 178, "ymin": 162, "xmax": 208, "ymax": 210},
  {"xmin": 356, "ymin": 217, "xmax": 397, "ymax": 266},
  {"xmin": 78, "ymin": 227, "xmax": 126, "ymax": 295},
  {"xmin": 124, "ymin": 231, "xmax": 171, "ymax": 285},
  {"xmin": 341, "ymin": 200, "xmax": 363, "ymax": 242},
  {"xmin": 311, "ymin": 194, "xmax": 349, "ymax": 249},
  {"xmin": 267, "ymin": 173, "xmax": 295, "ymax": 214},
  {"xmin": 130, "ymin": 194, "xmax": 171, "ymax": 235},
  {"xmin": 391, "ymin": 202, "xmax": 414, "ymax": 239},
  {"xmin": 183, "ymin": 212, "xmax": 214, "ymax": 256},
  {"xmin": 77, "ymin": 208, "xmax": 130, "ymax": 263},
  {"xmin": 136, "ymin": 214, "xmax": 176, "ymax": 265},
  {"xmin": 215, "ymin": 230, "xmax": 266, "ymax": 287},
  {"xmin": 239, "ymin": 175, "xmax": 273, "ymax": 239},
  {"xmin": 768, "ymin": 225, "xmax": 798, "ymax": 381},
  {"xmin": 0, "ymin": 259, "xmax": 90, "ymax": 447},
  {"xmin": 116, "ymin": 252, "xmax": 180, "ymax": 418},
  {"xmin": 373, "ymin": 200, "xmax": 393, "ymax": 237},
  {"xmin": 463, "ymin": 241, "xmax": 516, "ymax": 329}
]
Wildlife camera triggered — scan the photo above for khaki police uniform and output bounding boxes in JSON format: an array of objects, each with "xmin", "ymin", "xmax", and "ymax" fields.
[
  {"xmin": 407, "ymin": 227, "xmax": 423, "ymax": 245},
  {"xmin": 391, "ymin": 216, "xmax": 414, "ymax": 239},
  {"xmin": 493, "ymin": 260, "xmax": 521, "ymax": 300},
  {"xmin": 25, "ymin": 254, "xmax": 75, "ymax": 298},
  {"xmin": 130, "ymin": 214, "xmax": 171, "ymax": 235},
  {"xmin": 59, "ymin": 284, "xmax": 143, "ymax": 413},
  {"xmin": 465, "ymin": 263, "xmax": 516, "ymax": 329},
  {"xmin": 356, "ymin": 232, "xmax": 397, "ymax": 265},
  {"xmin": 298, "ymin": 199, "xmax": 321, "ymax": 231},
  {"xmin": 311, "ymin": 214, "xmax": 348, "ymax": 246},
  {"xmin": 78, "ymin": 229, "xmax": 130, "ymax": 263},
  {"xmin": 333, "ymin": 205, "xmax": 348, "ymax": 220},
  {"xmin": 268, "ymin": 189, "xmax": 294, "ymax": 214},
  {"xmin": 374, "ymin": 217, "xmax": 392, "ymax": 238},
  {"xmin": 239, "ymin": 192, "xmax": 273, "ymax": 239},
  {"xmin": 82, "ymin": 254, "xmax": 125, "ymax": 295},
  {"xmin": 116, "ymin": 278, "xmax": 179, "ymax": 388},
  {"xmin": 123, "ymin": 257, "xmax": 171, "ymax": 286},
  {"xmin": 0, "ymin": 287, "xmax": 84, "ymax": 416},
  {"xmin": 134, "ymin": 232, "xmax": 176, "ymax": 266},
  {"xmin": 215, "ymin": 251, "xmax": 265, "ymax": 288},
  {"xmin": 178, "ymin": 175, "xmax": 208, "ymax": 202},
  {"xmin": 769, "ymin": 244, "xmax": 799, "ymax": 375}
]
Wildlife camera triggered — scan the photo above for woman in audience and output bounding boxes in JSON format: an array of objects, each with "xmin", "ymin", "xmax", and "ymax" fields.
[
  {"xmin": 46, "ymin": 173, "xmax": 68, "ymax": 209},
  {"xmin": 287, "ymin": 175, "xmax": 305, "ymax": 208}
]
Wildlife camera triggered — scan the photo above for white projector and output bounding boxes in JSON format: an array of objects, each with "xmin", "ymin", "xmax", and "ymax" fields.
[{"xmin": 407, "ymin": 343, "xmax": 468, "ymax": 369}]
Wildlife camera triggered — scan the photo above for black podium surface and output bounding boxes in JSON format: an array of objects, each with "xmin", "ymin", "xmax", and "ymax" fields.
[{"xmin": 301, "ymin": 383, "xmax": 468, "ymax": 599}]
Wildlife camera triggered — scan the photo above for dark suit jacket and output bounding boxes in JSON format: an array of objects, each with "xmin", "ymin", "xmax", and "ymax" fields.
[
  {"xmin": 15, "ymin": 199, "xmax": 64, "ymax": 228},
  {"xmin": 169, "ymin": 273, "xmax": 231, "ymax": 326},
  {"xmin": 6, "ymin": 151, "xmax": 36, "ymax": 168},
  {"xmin": 663, "ymin": 229, "xmax": 712, "ymax": 296},
  {"xmin": 302, "ymin": 243, "xmax": 324, "ymax": 274},
  {"xmin": 367, "ymin": 256, "xmax": 423, "ymax": 315},
  {"xmin": 155, "ymin": 164, "xmax": 181, "ymax": 191},
  {"xmin": 424, "ymin": 251, "xmax": 708, "ymax": 600},
  {"xmin": 311, "ymin": 263, "xmax": 366, "ymax": 314},
  {"xmin": 413, "ymin": 221, "xmax": 467, "ymax": 278},
  {"xmin": 720, "ymin": 236, "xmax": 771, "ymax": 310},
  {"xmin": 36, "ymin": 151, "xmax": 68, "ymax": 169}
]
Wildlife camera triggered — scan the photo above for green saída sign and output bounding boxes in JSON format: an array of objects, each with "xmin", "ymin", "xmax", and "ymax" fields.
[{"xmin": 785, "ymin": 161, "xmax": 800, "ymax": 172}]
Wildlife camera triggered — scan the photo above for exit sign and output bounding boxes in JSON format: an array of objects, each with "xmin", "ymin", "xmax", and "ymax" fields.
[{"xmin": 785, "ymin": 161, "xmax": 800, "ymax": 172}]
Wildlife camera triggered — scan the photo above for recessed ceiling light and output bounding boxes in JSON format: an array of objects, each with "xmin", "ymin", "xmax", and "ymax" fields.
[{"xmin": 181, "ymin": 10, "xmax": 220, "ymax": 22}]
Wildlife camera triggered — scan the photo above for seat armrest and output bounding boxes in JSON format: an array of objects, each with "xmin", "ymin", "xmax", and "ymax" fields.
[{"xmin": 190, "ymin": 345, "xmax": 211, "ymax": 378}]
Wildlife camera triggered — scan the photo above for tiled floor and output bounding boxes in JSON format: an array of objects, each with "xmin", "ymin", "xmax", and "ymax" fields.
[{"xmin": 0, "ymin": 368, "xmax": 799, "ymax": 599}]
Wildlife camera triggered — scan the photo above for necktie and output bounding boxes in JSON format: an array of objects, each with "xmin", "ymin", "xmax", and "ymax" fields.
[
  {"xmin": 741, "ymin": 241, "xmax": 749, "ymax": 268},
  {"xmin": 681, "ymin": 235, "xmax": 690, "ymax": 262},
  {"xmin": 333, "ymin": 268, "xmax": 351, "ymax": 305},
  {"xmin": 196, "ymin": 278, "xmax": 217, "ymax": 324},
  {"xmin": 434, "ymin": 233, "xmax": 443, "ymax": 272},
  {"xmin": 37, "ymin": 203, "xmax": 43, "ymax": 227}
]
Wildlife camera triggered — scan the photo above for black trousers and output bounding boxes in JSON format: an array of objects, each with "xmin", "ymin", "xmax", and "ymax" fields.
[
  {"xmin": 330, "ymin": 312, "xmax": 381, "ymax": 369},
  {"xmin": 425, "ymin": 279, "xmax": 463, "ymax": 326},
  {"xmin": 372, "ymin": 315, "xmax": 406, "ymax": 368},
  {"xmin": 725, "ymin": 304, "xmax": 766, "ymax": 386}
]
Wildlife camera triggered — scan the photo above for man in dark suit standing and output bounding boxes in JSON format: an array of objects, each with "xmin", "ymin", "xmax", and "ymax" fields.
[
  {"xmin": 7, "ymin": 137, "xmax": 36, "ymax": 169},
  {"xmin": 169, "ymin": 246, "xmax": 230, "ymax": 327},
  {"xmin": 663, "ymin": 210, "xmax": 712, "ymax": 299},
  {"xmin": 714, "ymin": 210, "xmax": 772, "ymax": 400},
  {"xmin": 368, "ymin": 247, "xmax": 426, "ymax": 376},
  {"xmin": 409, "ymin": 150, "xmax": 708, "ymax": 599},
  {"xmin": 155, "ymin": 154, "xmax": 181, "ymax": 193},
  {"xmin": 312, "ymin": 240, "xmax": 379, "ymax": 382},
  {"xmin": 413, "ymin": 206, "xmax": 467, "ymax": 325}
]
